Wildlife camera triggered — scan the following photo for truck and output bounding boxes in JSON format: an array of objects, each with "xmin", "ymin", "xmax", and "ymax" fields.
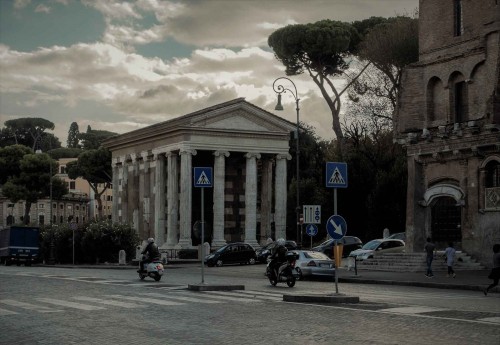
[{"xmin": 0, "ymin": 226, "xmax": 40, "ymax": 266}]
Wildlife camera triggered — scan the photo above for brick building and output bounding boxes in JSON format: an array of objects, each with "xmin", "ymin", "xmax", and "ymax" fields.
[{"xmin": 395, "ymin": 0, "xmax": 500, "ymax": 264}]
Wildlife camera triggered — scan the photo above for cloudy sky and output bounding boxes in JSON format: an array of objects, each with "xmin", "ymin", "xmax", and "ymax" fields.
[{"xmin": 0, "ymin": 0, "xmax": 417, "ymax": 145}]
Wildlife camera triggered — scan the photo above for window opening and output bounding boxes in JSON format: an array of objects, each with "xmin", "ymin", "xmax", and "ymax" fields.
[{"xmin": 454, "ymin": 0, "xmax": 463, "ymax": 36}]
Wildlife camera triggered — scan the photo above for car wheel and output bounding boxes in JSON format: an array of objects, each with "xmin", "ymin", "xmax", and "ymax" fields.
[
  {"xmin": 295, "ymin": 267, "xmax": 303, "ymax": 281},
  {"xmin": 248, "ymin": 257, "xmax": 256, "ymax": 265},
  {"xmin": 216, "ymin": 259, "xmax": 223, "ymax": 267}
]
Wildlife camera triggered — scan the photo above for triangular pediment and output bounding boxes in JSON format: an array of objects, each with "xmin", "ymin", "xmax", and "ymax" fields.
[{"xmin": 188, "ymin": 100, "xmax": 295, "ymax": 133}]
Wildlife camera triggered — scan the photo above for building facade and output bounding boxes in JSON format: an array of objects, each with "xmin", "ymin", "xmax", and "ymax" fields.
[
  {"xmin": 395, "ymin": 0, "xmax": 500, "ymax": 264},
  {"xmin": 103, "ymin": 98, "xmax": 296, "ymax": 250}
]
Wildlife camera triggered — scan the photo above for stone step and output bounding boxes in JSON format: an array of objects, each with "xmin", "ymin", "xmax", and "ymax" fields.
[{"xmin": 349, "ymin": 251, "xmax": 486, "ymax": 272}]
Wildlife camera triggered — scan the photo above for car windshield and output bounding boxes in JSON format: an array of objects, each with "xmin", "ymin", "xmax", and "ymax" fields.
[
  {"xmin": 215, "ymin": 245, "xmax": 229, "ymax": 253},
  {"xmin": 362, "ymin": 240, "xmax": 381, "ymax": 250},
  {"xmin": 303, "ymin": 251, "xmax": 331, "ymax": 260}
]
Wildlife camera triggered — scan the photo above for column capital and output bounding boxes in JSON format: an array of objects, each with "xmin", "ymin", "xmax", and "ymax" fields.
[
  {"xmin": 213, "ymin": 150, "xmax": 230, "ymax": 158},
  {"xmin": 140, "ymin": 151, "xmax": 152, "ymax": 161},
  {"xmin": 245, "ymin": 152, "xmax": 261, "ymax": 160},
  {"xmin": 179, "ymin": 148, "xmax": 197, "ymax": 156},
  {"xmin": 276, "ymin": 153, "xmax": 292, "ymax": 161}
]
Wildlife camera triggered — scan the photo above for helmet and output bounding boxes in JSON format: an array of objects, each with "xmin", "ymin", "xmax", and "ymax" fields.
[
  {"xmin": 276, "ymin": 238, "xmax": 285, "ymax": 246},
  {"xmin": 147, "ymin": 238, "xmax": 155, "ymax": 243}
]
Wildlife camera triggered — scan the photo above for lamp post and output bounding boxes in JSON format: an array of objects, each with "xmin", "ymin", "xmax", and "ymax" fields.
[{"xmin": 272, "ymin": 77, "xmax": 302, "ymax": 246}]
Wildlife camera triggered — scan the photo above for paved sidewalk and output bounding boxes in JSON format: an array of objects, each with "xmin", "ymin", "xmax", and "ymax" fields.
[{"xmin": 338, "ymin": 268, "xmax": 499, "ymax": 293}]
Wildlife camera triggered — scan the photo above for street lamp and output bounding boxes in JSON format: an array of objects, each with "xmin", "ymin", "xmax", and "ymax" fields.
[{"xmin": 272, "ymin": 77, "xmax": 302, "ymax": 246}]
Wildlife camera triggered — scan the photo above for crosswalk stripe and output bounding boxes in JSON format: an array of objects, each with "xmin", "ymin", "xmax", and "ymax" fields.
[
  {"xmin": 106, "ymin": 295, "xmax": 184, "ymax": 306},
  {"xmin": 476, "ymin": 317, "xmax": 500, "ymax": 324},
  {"xmin": 378, "ymin": 306, "xmax": 448, "ymax": 314},
  {"xmin": 0, "ymin": 307, "xmax": 18, "ymax": 316},
  {"xmin": 197, "ymin": 291, "xmax": 263, "ymax": 303},
  {"xmin": 0, "ymin": 299, "xmax": 62, "ymax": 313},
  {"xmin": 143, "ymin": 292, "xmax": 222, "ymax": 304},
  {"xmin": 212, "ymin": 290, "xmax": 282, "ymax": 301},
  {"xmin": 36, "ymin": 298, "xmax": 106, "ymax": 311},
  {"xmin": 72, "ymin": 296, "xmax": 145, "ymax": 308}
]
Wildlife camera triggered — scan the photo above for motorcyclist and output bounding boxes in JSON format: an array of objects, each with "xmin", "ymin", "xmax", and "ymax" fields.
[
  {"xmin": 270, "ymin": 238, "xmax": 288, "ymax": 279},
  {"xmin": 138, "ymin": 238, "xmax": 161, "ymax": 272}
]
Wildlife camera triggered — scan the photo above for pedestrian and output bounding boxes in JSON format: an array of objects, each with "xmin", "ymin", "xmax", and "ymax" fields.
[
  {"xmin": 444, "ymin": 242, "xmax": 456, "ymax": 278},
  {"xmin": 424, "ymin": 237, "xmax": 436, "ymax": 278},
  {"xmin": 484, "ymin": 244, "xmax": 500, "ymax": 296}
]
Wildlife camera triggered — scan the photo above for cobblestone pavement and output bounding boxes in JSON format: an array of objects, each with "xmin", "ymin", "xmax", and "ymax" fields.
[{"xmin": 1, "ymin": 266, "xmax": 499, "ymax": 344}]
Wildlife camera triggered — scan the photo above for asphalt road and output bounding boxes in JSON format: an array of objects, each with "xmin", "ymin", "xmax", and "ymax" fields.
[{"xmin": 1, "ymin": 264, "xmax": 499, "ymax": 344}]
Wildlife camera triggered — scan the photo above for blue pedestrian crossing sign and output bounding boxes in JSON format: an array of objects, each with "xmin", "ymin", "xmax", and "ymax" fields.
[
  {"xmin": 305, "ymin": 224, "xmax": 318, "ymax": 237},
  {"xmin": 194, "ymin": 167, "xmax": 213, "ymax": 188},
  {"xmin": 326, "ymin": 162, "xmax": 348, "ymax": 188},
  {"xmin": 326, "ymin": 215, "xmax": 347, "ymax": 240}
]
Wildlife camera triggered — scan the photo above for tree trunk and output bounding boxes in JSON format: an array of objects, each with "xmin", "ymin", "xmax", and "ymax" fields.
[{"xmin": 24, "ymin": 201, "xmax": 32, "ymax": 225}]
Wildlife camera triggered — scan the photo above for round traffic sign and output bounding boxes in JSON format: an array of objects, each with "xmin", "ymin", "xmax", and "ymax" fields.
[
  {"xmin": 326, "ymin": 215, "xmax": 347, "ymax": 240},
  {"xmin": 305, "ymin": 224, "xmax": 318, "ymax": 237}
]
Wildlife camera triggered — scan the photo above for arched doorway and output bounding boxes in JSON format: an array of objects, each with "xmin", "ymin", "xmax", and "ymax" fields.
[{"xmin": 431, "ymin": 196, "xmax": 462, "ymax": 244}]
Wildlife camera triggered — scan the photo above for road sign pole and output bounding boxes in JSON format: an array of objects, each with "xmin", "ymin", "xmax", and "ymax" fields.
[
  {"xmin": 334, "ymin": 240, "xmax": 339, "ymax": 294},
  {"xmin": 201, "ymin": 188, "xmax": 205, "ymax": 284}
]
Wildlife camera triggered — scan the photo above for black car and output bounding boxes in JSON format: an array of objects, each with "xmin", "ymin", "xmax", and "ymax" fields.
[
  {"xmin": 312, "ymin": 236, "xmax": 363, "ymax": 258},
  {"xmin": 205, "ymin": 242, "xmax": 257, "ymax": 267},
  {"xmin": 255, "ymin": 240, "xmax": 298, "ymax": 263}
]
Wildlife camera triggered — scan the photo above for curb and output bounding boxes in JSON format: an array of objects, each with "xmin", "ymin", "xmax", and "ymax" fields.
[
  {"xmin": 187, "ymin": 284, "xmax": 245, "ymax": 291},
  {"xmin": 283, "ymin": 293, "xmax": 360, "ymax": 303}
]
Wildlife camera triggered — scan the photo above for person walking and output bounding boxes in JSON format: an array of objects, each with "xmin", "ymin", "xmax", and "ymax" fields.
[
  {"xmin": 424, "ymin": 237, "xmax": 436, "ymax": 278},
  {"xmin": 444, "ymin": 242, "xmax": 456, "ymax": 278},
  {"xmin": 484, "ymin": 244, "xmax": 500, "ymax": 296}
]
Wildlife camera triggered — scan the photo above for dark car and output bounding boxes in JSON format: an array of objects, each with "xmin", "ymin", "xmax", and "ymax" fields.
[
  {"xmin": 312, "ymin": 236, "xmax": 363, "ymax": 259},
  {"xmin": 205, "ymin": 242, "xmax": 257, "ymax": 267},
  {"xmin": 255, "ymin": 240, "xmax": 298, "ymax": 263}
]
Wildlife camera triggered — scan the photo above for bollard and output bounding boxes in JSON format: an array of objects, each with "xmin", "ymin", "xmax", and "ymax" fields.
[{"xmin": 119, "ymin": 250, "xmax": 126, "ymax": 265}]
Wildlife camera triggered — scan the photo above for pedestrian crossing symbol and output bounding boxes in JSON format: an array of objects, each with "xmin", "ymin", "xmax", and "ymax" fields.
[
  {"xmin": 194, "ymin": 167, "xmax": 213, "ymax": 188},
  {"xmin": 326, "ymin": 162, "xmax": 348, "ymax": 188}
]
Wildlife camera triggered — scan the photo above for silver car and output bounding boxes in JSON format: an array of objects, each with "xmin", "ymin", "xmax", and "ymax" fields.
[
  {"xmin": 294, "ymin": 250, "xmax": 335, "ymax": 280},
  {"xmin": 349, "ymin": 238, "xmax": 405, "ymax": 260}
]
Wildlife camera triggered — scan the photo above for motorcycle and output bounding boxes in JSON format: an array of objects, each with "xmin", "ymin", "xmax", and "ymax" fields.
[
  {"xmin": 138, "ymin": 256, "xmax": 164, "ymax": 282},
  {"xmin": 266, "ymin": 251, "xmax": 300, "ymax": 287}
]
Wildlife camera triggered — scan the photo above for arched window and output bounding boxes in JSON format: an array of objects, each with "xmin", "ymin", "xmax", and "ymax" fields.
[
  {"xmin": 449, "ymin": 72, "xmax": 468, "ymax": 124},
  {"xmin": 427, "ymin": 77, "xmax": 445, "ymax": 123},
  {"xmin": 485, "ymin": 161, "xmax": 500, "ymax": 188}
]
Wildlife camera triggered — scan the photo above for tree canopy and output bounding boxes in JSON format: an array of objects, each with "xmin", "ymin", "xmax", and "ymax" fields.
[
  {"xmin": 67, "ymin": 122, "xmax": 80, "ymax": 148},
  {"xmin": 4, "ymin": 117, "xmax": 55, "ymax": 151}
]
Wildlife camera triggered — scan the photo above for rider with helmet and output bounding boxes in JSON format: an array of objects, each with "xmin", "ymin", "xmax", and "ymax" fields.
[
  {"xmin": 139, "ymin": 238, "xmax": 161, "ymax": 272},
  {"xmin": 270, "ymin": 238, "xmax": 288, "ymax": 279}
]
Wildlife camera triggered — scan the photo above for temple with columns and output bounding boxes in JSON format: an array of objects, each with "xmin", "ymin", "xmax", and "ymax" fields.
[{"xmin": 103, "ymin": 98, "xmax": 296, "ymax": 250}]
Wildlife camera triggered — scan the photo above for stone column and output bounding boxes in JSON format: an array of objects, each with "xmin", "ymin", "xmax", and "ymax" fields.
[
  {"xmin": 244, "ymin": 152, "xmax": 261, "ymax": 247},
  {"xmin": 274, "ymin": 154, "xmax": 290, "ymax": 240},
  {"xmin": 260, "ymin": 158, "xmax": 273, "ymax": 243},
  {"xmin": 212, "ymin": 150, "xmax": 229, "ymax": 248},
  {"xmin": 153, "ymin": 152, "xmax": 166, "ymax": 247},
  {"xmin": 130, "ymin": 154, "xmax": 140, "ymax": 234},
  {"xmin": 121, "ymin": 158, "xmax": 129, "ymax": 223},
  {"xmin": 111, "ymin": 158, "xmax": 120, "ymax": 223},
  {"xmin": 178, "ymin": 149, "xmax": 196, "ymax": 248},
  {"xmin": 140, "ymin": 151, "xmax": 153, "ymax": 240},
  {"xmin": 166, "ymin": 152, "xmax": 179, "ymax": 248}
]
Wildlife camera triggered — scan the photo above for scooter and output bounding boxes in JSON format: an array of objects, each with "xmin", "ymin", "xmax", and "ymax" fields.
[
  {"xmin": 266, "ymin": 251, "xmax": 300, "ymax": 287},
  {"xmin": 138, "ymin": 256, "xmax": 164, "ymax": 282}
]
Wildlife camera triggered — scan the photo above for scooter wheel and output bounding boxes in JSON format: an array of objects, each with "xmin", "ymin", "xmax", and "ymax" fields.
[
  {"xmin": 139, "ymin": 273, "xmax": 146, "ymax": 280},
  {"xmin": 154, "ymin": 273, "xmax": 161, "ymax": 282},
  {"xmin": 286, "ymin": 276, "xmax": 296, "ymax": 287}
]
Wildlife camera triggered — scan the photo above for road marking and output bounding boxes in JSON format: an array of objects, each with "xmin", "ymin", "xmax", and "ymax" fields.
[
  {"xmin": 36, "ymin": 298, "xmax": 106, "ymax": 311},
  {"xmin": 224, "ymin": 290, "xmax": 283, "ymax": 301},
  {"xmin": 143, "ymin": 292, "xmax": 222, "ymax": 304},
  {"xmin": 0, "ymin": 307, "xmax": 18, "ymax": 316},
  {"xmin": 106, "ymin": 295, "xmax": 184, "ymax": 306},
  {"xmin": 378, "ymin": 306, "xmax": 448, "ymax": 314},
  {"xmin": 0, "ymin": 299, "xmax": 62, "ymax": 313},
  {"xmin": 477, "ymin": 317, "xmax": 500, "ymax": 324},
  {"xmin": 72, "ymin": 296, "xmax": 145, "ymax": 308},
  {"xmin": 197, "ymin": 291, "xmax": 263, "ymax": 303}
]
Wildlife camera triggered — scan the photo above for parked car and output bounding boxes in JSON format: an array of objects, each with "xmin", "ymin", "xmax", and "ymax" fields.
[
  {"xmin": 294, "ymin": 250, "xmax": 335, "ymax": 280},
  {"xmin": 349, "ymin": 238, "xmax": 405, "ymax": 260},
  {"xmin": 387, "ymin": 232, "xmax": 406, "ymax": 242},
  {"xmin": 205, "ymin": 242, "xmax": 257, "ymax": 267},
  {"xmin": 312, "ymin": 236, "xmax": 363, "ymax": 259},
  {"xmin": 255, "ymin": 240, "xmax": 298, "ymax": 263}
]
